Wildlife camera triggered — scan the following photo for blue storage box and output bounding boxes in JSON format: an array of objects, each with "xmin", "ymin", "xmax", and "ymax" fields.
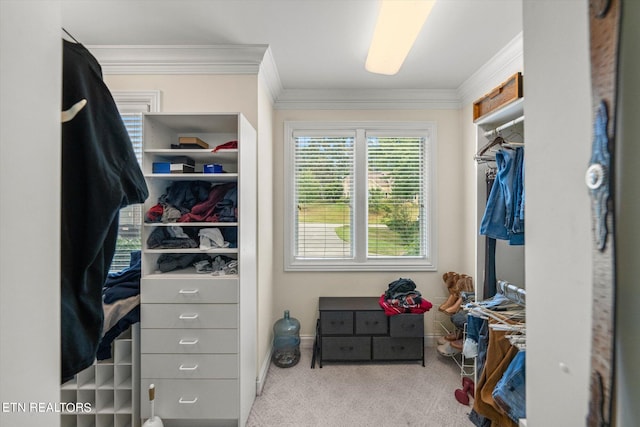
[
  {"xmin": 204, "ymin": 163, "xmax": 223, "ymax": 173},
  {"xmin": 152, "ymin": 162, "xmax": 171, "ymax": 173}
]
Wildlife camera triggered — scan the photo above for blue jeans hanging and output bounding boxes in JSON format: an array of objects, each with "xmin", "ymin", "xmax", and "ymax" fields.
[{"xmin": 492, "ymin": 350, "xmax": 526, "ymax": 423}]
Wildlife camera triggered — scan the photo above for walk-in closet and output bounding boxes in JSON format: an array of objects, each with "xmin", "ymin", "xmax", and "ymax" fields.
[{"xmin": 3, "ymin": 2, "xmax": 639, "ymax": 427}]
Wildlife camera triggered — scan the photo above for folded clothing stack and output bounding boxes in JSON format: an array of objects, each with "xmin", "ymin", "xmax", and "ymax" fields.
[{"xmin": 379, "ymin": 277, "xmax": 433, "ymax": 316}]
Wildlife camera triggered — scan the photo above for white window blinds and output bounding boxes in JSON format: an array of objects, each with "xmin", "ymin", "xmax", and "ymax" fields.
[
  {"xmin": 293, "ymin": 134, "xmax": 355, "ymax": 259},
  {"xmin": 367, "ymin": 134, "xmax": 427, "ymax": 259},
  {"xmin": 109, "ymin": 113, "xmax": 143, "ymax": 272}
]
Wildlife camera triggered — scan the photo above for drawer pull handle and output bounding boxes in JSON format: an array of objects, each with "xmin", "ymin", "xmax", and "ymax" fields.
[
  {"xmin": 179, "ymin": 289, "xmax": 199, "ymax": 294},
  {"xmin": 179, "ymin": 313, "xmax": 199, "ymax": 320},
  {"xmin": 179, "ymin": 364, "xmax": 199, "ymax": 371},
  {"xmin": 178, "ymin": 397, "xmax": 199, "ymax": 404},
  {"xmin": 340, "ymin": 346, "xmax": 354, "ymax": 351},
  {"xmin": 179, "ymin": 338, "xmax": 199, "ymax": 345}
]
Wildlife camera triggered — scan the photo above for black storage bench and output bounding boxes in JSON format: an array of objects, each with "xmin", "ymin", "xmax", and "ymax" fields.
[{"xmin": 312, "ymin": 297, "xmax": 424, "ymax": 368}]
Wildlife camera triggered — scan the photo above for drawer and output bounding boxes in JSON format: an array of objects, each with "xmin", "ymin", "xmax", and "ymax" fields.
[
  {"xmin": 321, "ymin": 311, "xmax": 353, "ymax": 335},
  {"xmin": 141, "ymin": 354, "xmax": 238, "ymax": 379},
  {"xmin": 141, "ymin": 329, "xmax": 238, "ymax": 354},
  {"xmin": 140, "ymin": 379, "xmax": 238, "ymax": 419},
  {"xmin": 141, "ymin": 304, "xmax": 238, "ymax": 329},
  {"xmin": 390, "ymin": 313, "xmax": 424, "ymax": 337},
  {"xmin": 322, "ymin": 337, "xmax": 370, "ymax": 360},
  {"xmin": 372, "ymin": 337, "xmax": 423, "ymax": 360},
  {"xmin": 141, "ymin": 277, "xmax": 238, "ymax": 303},
  {"xmin": 355, "ymin": 311, "xmax": 387, "ymax": 335}
]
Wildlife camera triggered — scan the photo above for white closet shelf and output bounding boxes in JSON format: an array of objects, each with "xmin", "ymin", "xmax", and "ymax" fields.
[
  {"xmin": 144, "ymin": 173, "xmax": 238, "ymax": 181},
  {"xmin": 145, "ymin": 265, "xmax": 238, "ymax": 278},
  {"xmin": 144, "ymin": 222, "xmax": 238, "ymax": 227},
  {"xmin": 475, "ymin": 98, "xmax": 524, "ymax": 128},
  {"xmin": 145, "ymin": 248, "xmax": 238, "ymax": 254},
  {"xmin": 145, "ymin": 148, "xmax": 238, "ymax": 161}
]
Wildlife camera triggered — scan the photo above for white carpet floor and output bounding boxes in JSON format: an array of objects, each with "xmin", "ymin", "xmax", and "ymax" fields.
[{"xmin": 246, "ymin": 347, "xmax": 474, "ymax": 427}]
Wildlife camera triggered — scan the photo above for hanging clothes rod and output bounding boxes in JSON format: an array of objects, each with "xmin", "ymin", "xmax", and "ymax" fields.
[
  {"xmin": 483, "ymin": 115, "xmax": 525, "ymax": 138},
  {"xmin": 497, "ymin": 280, "xmax": 526, "ymax": 306}
]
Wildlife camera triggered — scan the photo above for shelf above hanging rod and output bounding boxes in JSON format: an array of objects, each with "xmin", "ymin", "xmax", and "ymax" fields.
[{"xmin": 483, "ymin": 115, "xmax": 525, "ymax": 138}]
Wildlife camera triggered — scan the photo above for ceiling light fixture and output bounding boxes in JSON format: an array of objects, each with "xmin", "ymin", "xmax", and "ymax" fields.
[{"xmin": 365, "ymin": 0, "xmax": 436, "ymax": 76}]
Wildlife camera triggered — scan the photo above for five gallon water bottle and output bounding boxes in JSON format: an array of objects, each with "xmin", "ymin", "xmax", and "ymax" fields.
[{"xmin": 272, "ymin": 310, "xmax": 301, "ymax": 368}]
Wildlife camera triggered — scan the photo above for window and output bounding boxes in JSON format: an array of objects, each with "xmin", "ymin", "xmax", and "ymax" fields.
[
  {"xmin": 284, "ymin": 122, "xmax": 436, "ymax": 271},
  {"xmin": 109, "ymin": 91, "xmax": 159, "ymax": 272}
]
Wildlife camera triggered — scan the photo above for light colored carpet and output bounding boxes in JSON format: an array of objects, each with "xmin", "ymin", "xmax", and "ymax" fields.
[{"xmin": 247, "ymin": 348, "xmax": 474, "ymax": 427}]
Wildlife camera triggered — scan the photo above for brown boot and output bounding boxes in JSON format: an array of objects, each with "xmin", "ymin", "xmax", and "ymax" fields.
[
  {"xmin": 438, "ymin": 293, "xmax": 458, "ymax": 312},
  {"xmin": 438, "ymin": 272, "xmax": 460, "ymax": 312},
  {"xmin": 444, "ymin": 296, "xmax": 463, "ymax": 314}
]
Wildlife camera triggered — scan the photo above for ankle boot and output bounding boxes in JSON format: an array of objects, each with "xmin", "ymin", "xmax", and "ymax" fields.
[
  {"xmin": 438, "ymin": 293, "xmax": 458, "ymax": 312},
  {"xmin": 454, "ymin": 378, "xmax": 475, "ymax": 405},
  {"xmin": 444, "ymin": 296, "xmax": 462, "ymax": 314},
  {"xmin": 462, "ymin": 377, "xmax": 475, "ymax": 398}
]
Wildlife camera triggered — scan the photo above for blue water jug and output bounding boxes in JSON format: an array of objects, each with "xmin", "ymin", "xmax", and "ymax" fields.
[{"xmin": 272, "ymin": 310, "xmax": 301, "ymax": 368}]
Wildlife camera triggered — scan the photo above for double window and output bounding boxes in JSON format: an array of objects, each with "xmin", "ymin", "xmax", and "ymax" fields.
[{"xmin": 284, "ymin": 122, "xmax": 436, "ymax": 271}]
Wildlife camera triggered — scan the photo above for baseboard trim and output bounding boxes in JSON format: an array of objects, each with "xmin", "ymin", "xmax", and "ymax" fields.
[{"xmin": 256, "ymin": 346, "xmax": 273, "ymax": 396}]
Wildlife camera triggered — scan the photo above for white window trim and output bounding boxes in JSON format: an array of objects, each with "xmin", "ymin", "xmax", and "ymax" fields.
[
  {"xmin": 284, "ymin": 121, "xmax": 438, "ymax": 272},
  {"xmin": 112, "ymin": 90, "xmax": 161, "ymax": 113}
]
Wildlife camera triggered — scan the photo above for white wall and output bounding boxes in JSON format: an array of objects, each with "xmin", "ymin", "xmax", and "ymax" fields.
[
  {"xmin": 0, "ymin": 2, "xmax": 62, "ymax": 426},
  {"xmin": 616, "ymin": 1, "xmax": 640, "ymax": 424},
  {"xmin": 256, "ymin": 73, "xmax": 275, "ymax": 390},
  {"xmin": 273, "ymin": 108, "xmax": 466, "ymax": 339},
  {"xmin": 104, "ymin": 75, "xmax": 259, "ymax": 127},
  {"xmin": 523, "ymin": 1, "xmax": 593, "ymax": 425}
]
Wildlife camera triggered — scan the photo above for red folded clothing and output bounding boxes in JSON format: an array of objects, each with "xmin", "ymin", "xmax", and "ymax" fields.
[
  {"xmin": 378, "ymin": 294, "xmax": 433, "ymax": 316},
  {"xmin": 212, "ymin": 140, "xmax": 238, "ymax": 152}
]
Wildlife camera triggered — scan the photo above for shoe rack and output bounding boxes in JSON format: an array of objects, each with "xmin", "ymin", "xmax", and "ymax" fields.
[
  {"xmin": 60, "ymin": 325, "xmax": 139, "ymax": 427},
  {"xmin": 435, "ymin": 311, "xmax": 475, "ymax": 377}
]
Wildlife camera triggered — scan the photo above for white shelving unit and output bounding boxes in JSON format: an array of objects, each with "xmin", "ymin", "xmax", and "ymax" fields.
[
  {"xmin": 61, "ymin": 326, "xmax": 139, "ymax": 427},
  {"xmin": 139, "ymin": 113, "xmax": 257, "ymax": 427}
]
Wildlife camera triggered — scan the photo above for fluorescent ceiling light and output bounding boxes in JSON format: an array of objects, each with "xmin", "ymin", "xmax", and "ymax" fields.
[{"xmin": 365, "ymin": 0, "xmax": 436, "ymax": 75}]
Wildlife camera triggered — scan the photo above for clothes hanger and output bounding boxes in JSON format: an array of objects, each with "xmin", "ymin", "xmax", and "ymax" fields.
[
  {"xmin": 476, "ymin": 135, "xmax": 505, "ymax": 158},
  {"xmin": 60, "ymin": 27, "xmax": 87, "ymax": 123},
  {"xmin": 61, "ymin": 99, "xmax": 87, "ymax": 123},
  {"xmin": 62, "ymin": 27, "xmax": 80, "ymax": 44}
]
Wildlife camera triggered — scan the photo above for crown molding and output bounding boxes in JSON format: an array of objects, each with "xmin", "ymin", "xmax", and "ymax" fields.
[
  {"xmin": 456, "ymin": 32, "xmax": 524, "ymax": 106},
  {"xmin": 274, "ymin": 88, "xmax": 460, "ymax": 110},
  {"xmin": 87, "ymin": 44, "xmax": 270, "ymax": 75},
  {"xmin": 89, "ymin": 40, "xmax": 522, "ymax": 110}
]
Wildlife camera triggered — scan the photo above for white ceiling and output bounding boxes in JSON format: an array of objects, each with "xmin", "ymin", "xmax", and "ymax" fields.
[{"xmin": 61, "ymin": 0, "xmax": 522, "ymax": 92}]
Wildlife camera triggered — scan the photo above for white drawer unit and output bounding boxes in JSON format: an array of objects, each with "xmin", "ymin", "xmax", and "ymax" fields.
[
  {"xmin": 140, "ymin": 379, "xmax": 239, "ymax": 420},
  {"xmin": 141, "ymin": 329, "xmax": 239, "ymax": 354},
  {"xmin": 141, "ymin": 354, "xmax": 238, "ymax": 379},
  {"xmin": 141, "ymin": 304, "xmax": 239, "ymax": 329},
  {"xmin": 140, "ymin": 277, "xmax": 239, "ymax": 304},
  {"xmin": 140, "ymin": 113, "xmax": 257, "ymax": 427}
]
